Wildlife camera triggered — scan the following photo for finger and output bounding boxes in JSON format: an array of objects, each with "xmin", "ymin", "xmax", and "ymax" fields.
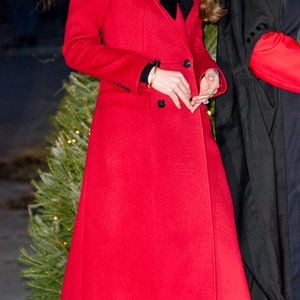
[
  {"xmin": 196, "ymin": 86, "xmax": 216, "ymax": 102},
  {"xmin": 171, "ymin": 76, "xmax": 191, "ymax": 99},
  {"xmin": 176, "ymin": 72, "xmax": 191, "ymax": 96},
  {"xmin": 192, "ymin": 94, "xmax": 213, "ymax": 105},
  {"xmin": 205, "ymin": 69, "xmax": 218, "ymax": 82},
  {"xmin": 191, "ymin": 99, "xmax": 208, "ymax": 107},
  {"xmin": 200, "ymin": 89, "xmax": 214, "ymax": 98},
  {"xmin": 209, "ymin": 81, "xmax": 220, "ymax": 91},
  {"xmin": 169, "ymin": 92, "xmax": 181, "ymax": 109},
  {"xmin": 205, "ymin": 73, "xmax": 215, "ymax": 82},
  {"xmin": 191, "ymin": 102, "xmax": 202, "ymax": 113},
  {"xmin": 191, "ymin": 94, "xmax": 212, "ymax": 105},
  {"xmin": 206, "ymin": 80, "xmax": 219, "ymax": 92},
  {"xmin": 210, "ymin": 78, "xmax": 220, "ymax": 90},
  {"xmin": 198, "ymin": 83, "xmax": 216, "ymax": 97},
  {"xmin": 173, "ymin": 86, "xmax": 193, "ymax": 111},
  {"xmin": 206, "ymin": 86, "xmax": 219, "ymax": 97},
  {"xmin": 180, "ymin": 96, "xmax": 193, "ymax": 111},
  {"xmin": 206, "ymin": 75, "xmax": 214, "ymax": 82},
  {"xmin": 177, "ymin": 80, "xmax": 191, "ymax": 99},
  {"xmin": 192, "ymin": 99, "xmax": 210, "ymax": 106}
]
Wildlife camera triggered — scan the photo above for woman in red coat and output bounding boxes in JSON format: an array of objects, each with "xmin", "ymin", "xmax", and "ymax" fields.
[{"xmin": 61, "ymin": 0, "xmax": 250, "ymax": 299}]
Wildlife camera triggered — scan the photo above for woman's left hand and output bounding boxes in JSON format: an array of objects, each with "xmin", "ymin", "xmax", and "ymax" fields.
[{"xmin": 191, "ymin": 69, "xmax": 220, "ymax": 112}]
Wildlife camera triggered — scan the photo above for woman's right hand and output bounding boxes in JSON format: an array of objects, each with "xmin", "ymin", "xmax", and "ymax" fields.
[{"xmin": 150, "ymin": 68, "xmax": 193, "ymax": 111}]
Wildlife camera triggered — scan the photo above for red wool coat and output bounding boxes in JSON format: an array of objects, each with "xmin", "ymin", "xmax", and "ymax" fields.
[{"xmin": 61, "ymin": 0, "xmax": 251, "ymax": 299}]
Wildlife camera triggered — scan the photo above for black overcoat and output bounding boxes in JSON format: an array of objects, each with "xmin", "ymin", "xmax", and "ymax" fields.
[{"xmin": 216, "ymin": 0, "xmax": 293, "ymax": 299}]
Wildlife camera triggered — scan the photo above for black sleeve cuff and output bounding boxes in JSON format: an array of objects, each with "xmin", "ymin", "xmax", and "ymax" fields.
[{"xmin": 140, "ymin": 63, "xmax": 155, "ymax": 84}]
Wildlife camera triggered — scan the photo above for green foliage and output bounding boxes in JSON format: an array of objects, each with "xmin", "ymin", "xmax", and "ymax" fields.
[
  {"xmin": 19, "ymin": 73, "xmax": 98, "ymax": 299},
  {"xmin": 20, "ymin": 25, "xmax": 217, "ymax": 299},
  {"xmin": 204, "ymin": 23, "xmax": 217, "ymax": 57}
]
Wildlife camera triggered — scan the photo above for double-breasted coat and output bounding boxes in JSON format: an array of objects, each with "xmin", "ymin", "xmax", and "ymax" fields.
[{"xmin": 61, "ymin": 0, "xmax": 251, "ymax": 299}]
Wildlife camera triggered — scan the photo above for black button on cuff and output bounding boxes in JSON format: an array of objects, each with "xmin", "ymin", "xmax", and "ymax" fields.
[
  {"xmin": 157, "ymin": 99, "xmax": 166, "ymax": 108},
  {"xmin": 183, "ymin": 59, "xmax": 192, "ymax": 68}
]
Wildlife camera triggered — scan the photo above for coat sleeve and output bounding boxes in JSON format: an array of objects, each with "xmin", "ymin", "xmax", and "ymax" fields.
[
  {"xmin": 249, "ymin": 32, "xmax": 300, "ymax": 94},
  {"xmin": 190, "ymin": 18, "xmax": 227, "ymax": 96},
  {"xmin": 63, "ymin": 0, "xmax": 152, "ymax": 93}
]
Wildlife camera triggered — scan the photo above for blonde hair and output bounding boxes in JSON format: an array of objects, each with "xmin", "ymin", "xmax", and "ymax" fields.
[{"xmin": 200, "ymin": 0, "xmax": 227, "ymax": 23}]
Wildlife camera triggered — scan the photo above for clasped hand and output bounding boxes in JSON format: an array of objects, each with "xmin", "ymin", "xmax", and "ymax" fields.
[{"xmin": 150, "ymin": 68, "xmax": 220, "ymax": 112}]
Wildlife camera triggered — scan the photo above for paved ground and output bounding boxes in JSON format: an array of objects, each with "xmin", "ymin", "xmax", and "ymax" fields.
[
  {"xmin": 0, "ymin": 209, "xmax": 31, "ymax": 300},
  {"xmin": 0, "ymin": 3, "xmax": 70, "ymax": 299}
]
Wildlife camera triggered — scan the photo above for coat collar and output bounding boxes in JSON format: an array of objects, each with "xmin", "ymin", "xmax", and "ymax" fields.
[
  {"xmin": 154, "ymin": 0, "xmax": 194, "ymax": 51},
  {"xmin": 160, "ymin": 0, "xmax": 177, "ymax": 19},
  {"xmin": 160, "ymin": 0, "xmax": 194, "ymax": 20}
]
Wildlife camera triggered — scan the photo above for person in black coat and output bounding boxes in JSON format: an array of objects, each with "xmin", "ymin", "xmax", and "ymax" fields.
[{"xmin": 216, "ymin": 0, "xmax": 300, "ymax": 299}]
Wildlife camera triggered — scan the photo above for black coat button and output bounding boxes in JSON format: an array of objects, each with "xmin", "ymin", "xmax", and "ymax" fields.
[
  {"xmin": 183, "ymin": 59, "xmax": 192, "ymax": 68},
  {"xmin": 157, "ymin": 99, "xmax": 166, "ymax": 108}
]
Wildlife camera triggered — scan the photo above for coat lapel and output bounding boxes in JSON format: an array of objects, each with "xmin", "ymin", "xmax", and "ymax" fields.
[
  {"xmin": 160, "ymin": 0, "xmax": 177, "ymax": 19},
  {"xmin": 153, "ymin": 0, "xmax": 191, "ymax": 51},
  {"xmin": 160, "ymin": 0, "xmax": 194, "ymax": 20}
]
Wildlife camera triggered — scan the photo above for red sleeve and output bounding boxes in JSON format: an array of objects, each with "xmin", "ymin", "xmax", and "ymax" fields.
[
  {"xmin": 190, "ymin": 19, "xmax": 227, "ymax": 96},
  {"xmin": 250, "ymin": 32, "xmax": 300, "ymax": 93},
  {"xmin": 63, "ymin": 0, "xmax": 152, "ymax": 93}
]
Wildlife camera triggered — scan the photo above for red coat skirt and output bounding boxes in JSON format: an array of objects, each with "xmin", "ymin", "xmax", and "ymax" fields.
[{"xmin": 61, "ymin": 0, "xmax": 251, "ymax": 299}]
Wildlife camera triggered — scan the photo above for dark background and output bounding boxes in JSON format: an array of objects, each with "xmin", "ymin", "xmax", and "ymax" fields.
[{"xmin": 0, "ymin": 1, "xmax": 69, "ymax": 298}]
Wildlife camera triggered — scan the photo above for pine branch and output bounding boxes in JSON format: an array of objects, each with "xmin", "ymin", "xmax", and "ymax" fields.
[{"xmin": 19, "ymin": 73, "xmax": 98, "ymax": 299}]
